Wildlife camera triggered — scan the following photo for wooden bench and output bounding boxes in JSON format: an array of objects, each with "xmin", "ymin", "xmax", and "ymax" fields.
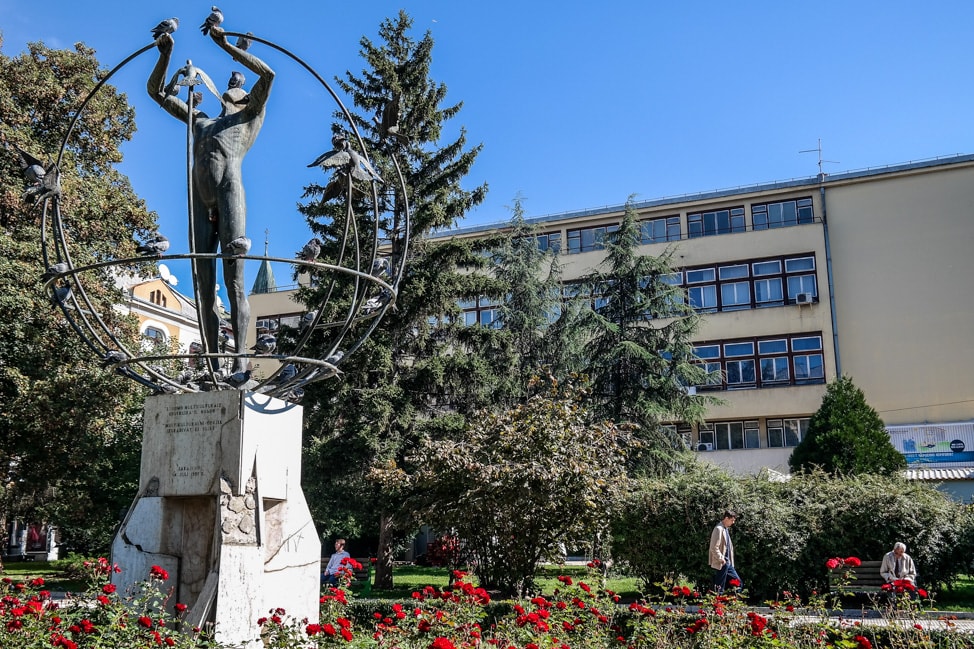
[
  {"xmin": 828, "ymin": 560, "xmax": 885, "ymax": 594},
  {"xmin": 321, "ymin": 557, "xmax": 373, "ymax": 595}
]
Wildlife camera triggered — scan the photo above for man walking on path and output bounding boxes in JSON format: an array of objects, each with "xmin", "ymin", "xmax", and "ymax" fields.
[{"xmin": 709, "ymin": 509, "xmax": 743, "ymax": 593}]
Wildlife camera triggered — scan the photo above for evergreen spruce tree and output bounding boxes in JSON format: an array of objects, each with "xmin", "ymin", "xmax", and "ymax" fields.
[
  {"xmin": 0, "ymin": 38, "xmax": 157, "ymax": 552},
  {"xmin": 582, "ymin": 196, "xmax": 714, "ymax": 476},
  {"xmin": 789, "ymin": 375, "xmax": 906, "ymax": 476},
  {"xmin": 295, "ymin": 12, "xmax": 496, "ymax": 587}
]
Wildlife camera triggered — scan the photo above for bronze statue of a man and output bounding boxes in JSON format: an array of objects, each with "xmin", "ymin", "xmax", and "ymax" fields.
[{"xmin": 147, "ymin": 26, "xmax": 274, "ymax": 373}]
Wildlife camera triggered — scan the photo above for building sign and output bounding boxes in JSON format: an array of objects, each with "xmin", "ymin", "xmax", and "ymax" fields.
[{"xmin": 887, "ymin": 422, "xmax": 974, "ymax": 465}]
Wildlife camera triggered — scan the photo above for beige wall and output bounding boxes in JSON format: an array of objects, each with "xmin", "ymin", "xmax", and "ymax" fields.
[{"xmin": 826, "ymin": 163, "xmax": 974, "ymax": 426}]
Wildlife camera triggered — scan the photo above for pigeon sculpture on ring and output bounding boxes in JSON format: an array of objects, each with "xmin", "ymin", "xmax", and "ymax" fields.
[
  {"xmin": 371, "ymin": 256, "xmax": 391, "ymax": 278},
  {"xmin": 12, "ymin": 144, "xmax": 60, "ymax": 206},
  {"xmin": 252, "ymin": 334, "xmax": 277, "ymax": 355},
  {"xmin": 40, "ymin": 262, "xmax": 70, "ymax": 284},
  {"xmin": 373, "ymin": 93, "xmax": 409, "ymax": 145},
  {"xmin": 225, "ymin": 235, "xmax": 251, "ymax": 257},
  {"xmin": 136, "ymin": 233, "xmax": 170, "ymax": 257},
  {"xmin": 151, "ymin": 17, "xmax": 179, "ymax": 39},
  {"xmin": 235, "ymin": 32, "xmax": 254, "ymax": 51},
  {"xmin": 308, "ymin": 134, "xmax": 384, "ymax": 185},
  {"xmin": 298, "ymin": 310, "xmax": 317, "ymax": 334},
  {"xmin": 200, "ymin": 6, "xmax": 223, "ymax": 36},
  {"xmin": 50, "ymin": 284, "xmax": 73, "ymax": 308}
]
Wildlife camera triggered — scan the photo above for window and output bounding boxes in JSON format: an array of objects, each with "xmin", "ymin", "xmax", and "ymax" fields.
[
  {"xmin": 759, "ymin": 339, "xmax": 790, "ymax": 383},
  {"xmin": 752, "ymin": 197, "xmax": 814, "ymax": 230},
  {"xmin": 713, "ymin": 421, "xmax": 760, "ymax": 450},
  {"xmin": 754, "ymin": 278, "xmax": 783, "ymax": 305},
  {"xmin": 766, "ymin": 418, "xmax": 810, "ymax": 447},
  {"xmin": 686, "ymin": 268, "xmax": 715, "ymax": 284},
  {"xmin": 726, "ymin": 359, "xmax": 756, "ymax": 386},
  {"xmin": 787, "ymin": 275, "xmax": 817, "ymax": 301},
  {"xmin": 720, "ymin": 281, "xmax": 751, "ymax": 310},
  {"xmin": 792, "ymin": 336, "xmax": 824, "ymax": 383},
  {"xmin": 149, "ymin": 289, "xmax": 167, "ymax": 307},
  {"xmin": 461, "ymin": 296, "xmax": 502, "ymax": 328},
  {"xmin": 536, "ymin": 232, "xmax": 561, "ymax": 252},
  {"xmin": 688, "ymin": 285, "xmax": 717, "ymax": 311},
  {"xmin": 566, "ymin": 224, "xmax": 619, "ymax": 254},
  {"xmin": 784, "ymin": 256, "xmax": 815, "ymax": 272},
  {"xmin": 698, "ymin": 423, "xmax": 715, "ymax": 448},
  {"xmin": 688, "ymin": 207, "xmax": 745, "ymax": 238},
  {"xmin": 640, "ymin": 216, "xmax": 681, "ymax": 244},
  {"xmin": 143, "ymin": 326, "xmax": 166, "ymax": 343},
  {"xmin": 768, "ymin": 418, "xmax": 811, "ymax": 446},
  {"xmin": 718, "ymin": 264, "xmax": 748, "ymax": 280}
]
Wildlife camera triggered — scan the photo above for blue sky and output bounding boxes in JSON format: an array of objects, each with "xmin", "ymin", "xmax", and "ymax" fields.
[{"xmin": 3, "ymin": 1, "xmax": 973, "ymax": 298}]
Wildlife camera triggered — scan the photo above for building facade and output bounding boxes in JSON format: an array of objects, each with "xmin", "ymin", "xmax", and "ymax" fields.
[
  {"xmin": 439, "ymin": 154, "xmax": 974, "ymax": 474},
  {"xmin": 248, "ymin": 154, "xmax": 974, "ymax": 476}
]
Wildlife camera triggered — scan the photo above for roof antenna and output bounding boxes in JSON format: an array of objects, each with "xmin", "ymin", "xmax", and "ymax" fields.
[{"xmin": 800, "ymin": 138, "xmax": 839, "ymax": 181}]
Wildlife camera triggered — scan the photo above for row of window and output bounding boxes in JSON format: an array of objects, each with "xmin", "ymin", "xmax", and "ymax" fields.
[
  {"xmin": 539, "ymin": 197, "xmax": 816, "ymax": 254},
  {"xmin": 695, "ymin": 417, "xmax": 811, "ymax": 450},
  {"xmin": 680, "ymin": 254, "xmax": 818, "ymax": 311},
  {"xmin": 694, "ymin": 333, "xmax": 825, "ymax": 389},
  {"xmin": 460, "ymin": 253, "xmax": 820, "ymax": 327}
]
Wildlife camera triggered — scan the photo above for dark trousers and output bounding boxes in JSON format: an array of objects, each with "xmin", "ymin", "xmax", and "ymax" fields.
[{"xmin": 713, "ymin": 563, "xmax": 743, "ymax": 593}]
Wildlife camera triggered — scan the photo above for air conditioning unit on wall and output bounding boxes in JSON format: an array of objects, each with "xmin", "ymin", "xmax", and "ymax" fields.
[
  {"xmin": 796, "ymin": 292, "xmax": 814, "ymax": 304},
  {"xmin": 696, "ymin": 442, "xmax": 714, "ymax": 452}
]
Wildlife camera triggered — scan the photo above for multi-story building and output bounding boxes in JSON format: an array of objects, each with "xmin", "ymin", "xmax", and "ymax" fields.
[{"xmin": 248, "ymin": 154, "xmax": 974, "ymax": 477}]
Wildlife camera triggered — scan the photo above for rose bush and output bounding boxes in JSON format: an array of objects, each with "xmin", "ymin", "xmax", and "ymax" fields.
[{"xmin": 3, "ymin": 560, "xmax": 971, "ymax": 647}]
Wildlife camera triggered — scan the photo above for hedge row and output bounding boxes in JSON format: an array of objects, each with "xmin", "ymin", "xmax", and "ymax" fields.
[{"xmin": 612, "ymin": 467, "xmax": 974, "ymax": 599}]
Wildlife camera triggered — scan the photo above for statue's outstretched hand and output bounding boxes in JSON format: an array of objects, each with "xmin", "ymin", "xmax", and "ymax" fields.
[
  {"xmin": 208, "ymin": 24, "xmax": 228, "ymax": 46},
  {"xmin": 156, "ymin": 33, "xmax": 174, "ymax": 55}
]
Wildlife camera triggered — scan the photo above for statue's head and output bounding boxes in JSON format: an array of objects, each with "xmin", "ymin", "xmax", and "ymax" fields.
[{"xmin": 228, "ymin": 71, "xmax": 245, "ymax": 90}]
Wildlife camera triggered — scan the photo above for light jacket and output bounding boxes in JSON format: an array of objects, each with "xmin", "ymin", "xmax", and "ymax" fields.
[
  {"xmin": 708, "ymin": 522, "xmax": 734, "ymax": 570},
  {"xmin": 880, "ymin": 551, "xmax": 917, "ymax": 583}
]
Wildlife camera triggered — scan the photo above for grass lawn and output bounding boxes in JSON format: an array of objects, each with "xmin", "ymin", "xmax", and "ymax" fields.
[
  {"xmin": 931, "ymin": 574, "xmax": 974, "ymax": 612},
  {"xmin": 364, "ymin": 564, "xmax": 641, "ymax": 600},
  {"xmin": 1, "ymin": 560, "xmax": 88, "ymax": 593}
]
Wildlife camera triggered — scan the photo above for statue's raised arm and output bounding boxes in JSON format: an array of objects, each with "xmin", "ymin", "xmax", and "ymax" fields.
[
  {"xmin": 208, "ymin": 25, "xmax": 274, "ymax": 117},
  {"xmin": 147, "ymin": 33, "xmax": 192, "ymax": 123}
]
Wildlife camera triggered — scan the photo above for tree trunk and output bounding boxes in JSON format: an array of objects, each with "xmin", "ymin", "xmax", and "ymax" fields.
[{"xmin": 374, "ymin": 512, "xmax": 395, "ymax": 589}]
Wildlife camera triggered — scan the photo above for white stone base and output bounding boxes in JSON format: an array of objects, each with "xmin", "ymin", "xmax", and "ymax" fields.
[{"xmin": 111, "ymin": 391, "xmax": 320, "ymax": 648}]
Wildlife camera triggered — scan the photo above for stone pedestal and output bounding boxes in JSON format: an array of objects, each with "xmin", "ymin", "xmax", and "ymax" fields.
[{"xmin": 111, "ymin": 391, "xmax": 320, "ymax": 648}]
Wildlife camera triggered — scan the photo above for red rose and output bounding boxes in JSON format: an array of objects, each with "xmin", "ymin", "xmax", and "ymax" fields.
[
  {"xmin": 825, "ymin": 558, "xmax": 841, "ymax": 570},
  {"xmin": 728, "ymin": 579, "xmax": 741, "ymax": 587},
  {"xmin": 138, "ymin": 616, "xmax": 153, "ymax": 628},
  {"xmin": 306, "ymin": 623, "xmax": 322, "ymax": 635},
  {"xmin": 854, "ymin": 635, "xmax": 872, "ymax": 649},
  {"xmin": 175, "ymin": 603, "xmax": 188, "ymax": 613},
  {"xmin": 844, "ymin": 557, "xmax": 862, "ymax": 567},
  {"xmin": 102, "ymin": 584, "xmax": 117, "ymax": 594},
  {"xmin": 149, "ymin": 565, "xmax": 169, "ymax": 581}
]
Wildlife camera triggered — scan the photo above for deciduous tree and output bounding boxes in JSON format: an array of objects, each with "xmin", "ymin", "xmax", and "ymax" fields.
[
  {"xmin": 0, "ymin": 37, "xmax": 156, "ymax": 553},
  {"xmin": 408, "ymin": 377, "xmax": 632, "ymax": 596}
]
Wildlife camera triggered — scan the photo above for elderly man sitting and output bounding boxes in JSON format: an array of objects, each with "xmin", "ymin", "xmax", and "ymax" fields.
[{"xmin": 880, "ymin": 541, "xmax": 917, "ymax": 587}]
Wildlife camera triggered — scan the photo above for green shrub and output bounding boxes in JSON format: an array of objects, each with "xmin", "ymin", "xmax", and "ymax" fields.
[{"xmin": 613, "ymin": 466, "xmax": 974, "ymax": 599}]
